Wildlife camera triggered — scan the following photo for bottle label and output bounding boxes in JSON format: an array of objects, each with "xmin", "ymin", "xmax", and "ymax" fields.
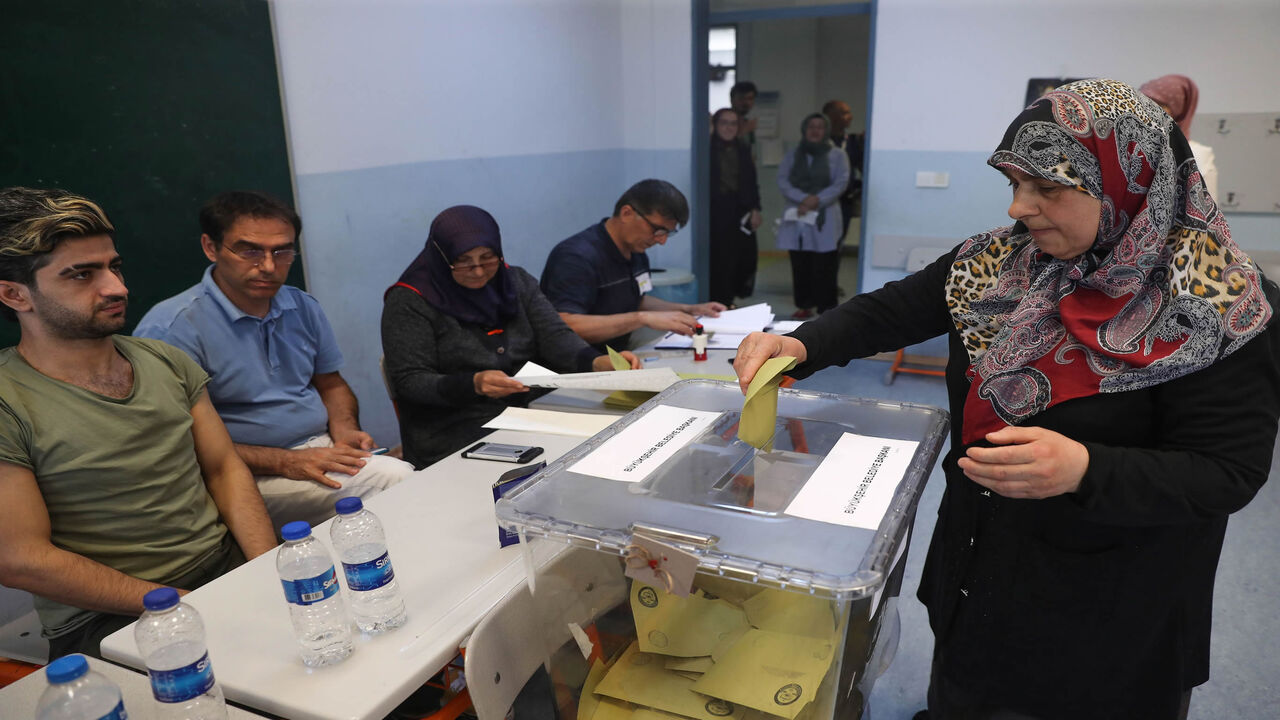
[
  {"xmin": 342, "ymin": 551, "xmax": 395, "ymax": 591},
  {"xmin": 148, "ymin": 651, "xmax": 216, "ymax": 703},
  {"xmin": 98, "ymin": 700, "xmax": 128, "ymax": 720},
  {"xmin": 281, "ymin": 566, "xmax": 340, "ymax": 605}
]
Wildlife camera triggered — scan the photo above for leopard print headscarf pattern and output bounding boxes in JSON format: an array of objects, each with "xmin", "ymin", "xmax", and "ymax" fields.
[{"xmin": 946, "ymin": 79, "xmax": 1271, "ymax": 444}]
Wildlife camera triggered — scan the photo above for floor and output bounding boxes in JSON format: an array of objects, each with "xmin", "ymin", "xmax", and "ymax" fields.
[{"xmin": 743, "ymin": 250, "xmax": 1280, "ymax": 718}]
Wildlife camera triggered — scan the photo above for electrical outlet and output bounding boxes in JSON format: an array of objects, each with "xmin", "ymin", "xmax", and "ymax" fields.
[{"xmin": 915, "ymin": 171, "xmax": 950, "ymax": 188}]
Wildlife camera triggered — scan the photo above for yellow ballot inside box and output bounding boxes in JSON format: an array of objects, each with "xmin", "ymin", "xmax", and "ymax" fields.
[{"xmin": 496, "ymin": 380, "xmax": 949, "ymax": 720}]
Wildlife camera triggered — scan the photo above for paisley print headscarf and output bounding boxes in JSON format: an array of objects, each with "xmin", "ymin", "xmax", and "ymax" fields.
[{"xmin": 947, "ymin": 79, "xmax": 1271, "ymax": 445}]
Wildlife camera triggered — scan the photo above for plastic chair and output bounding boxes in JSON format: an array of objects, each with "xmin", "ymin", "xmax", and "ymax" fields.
[
  {"xmin": 884, "ymin": 349, "xmax": 946, "ymax": 385},
  {"xmin": 463, "ymin": 582, "xmax": 543, "ymax": 720},
  {"xmin": 0, "ymin": 585, "xmax": 47, "ymax": 688}
]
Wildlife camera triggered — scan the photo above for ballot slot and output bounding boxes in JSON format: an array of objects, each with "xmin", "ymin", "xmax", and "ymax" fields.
[{"xmin": 643, "ymin": 414, "xmax": 852, "ymax": 516}]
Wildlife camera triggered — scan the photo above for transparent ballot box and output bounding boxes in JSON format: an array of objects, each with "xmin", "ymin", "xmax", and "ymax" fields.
[{"xmin": 495, "ymin": 380, "xmax": 949, "ymax": 720}]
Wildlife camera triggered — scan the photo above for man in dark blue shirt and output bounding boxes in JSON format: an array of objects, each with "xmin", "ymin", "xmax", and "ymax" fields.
[{"xmin": 540, "ymin": 179, "xmax": 725, "ymax": 351}]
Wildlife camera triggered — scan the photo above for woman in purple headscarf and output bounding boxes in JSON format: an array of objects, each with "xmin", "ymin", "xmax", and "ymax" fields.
[
  {"xmin": 1141, "ymin": 74, "xmax": 1219, "ymax": 199},
  {"xmin": 382, "ymin": 205, "xmax": 637, "ymax": 469}
]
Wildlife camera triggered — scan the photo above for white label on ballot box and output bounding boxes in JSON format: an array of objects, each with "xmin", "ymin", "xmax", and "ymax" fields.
[
  {"xmin": 785, "ymin": 433, "xmax": 919, "ymax": 529},
  {"xmin": 570, "ymin": 404, "xmax": 720, "ymax": 482}
]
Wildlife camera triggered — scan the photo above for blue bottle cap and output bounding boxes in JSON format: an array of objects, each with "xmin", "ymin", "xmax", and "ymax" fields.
[
  {"xmin": 281, "ymin": 521, "xmax": 313, "ymax": 541},
  {"xmin": 334, "ymin": 497, "xmax": 363, "ymax": 515},
  {"xmin": 143, "ymin": 587, "xmax": 180, "ymax": 611},
  {"xmin": 45, "ymin": 654, "xmax": 89, "ymax": 683}
]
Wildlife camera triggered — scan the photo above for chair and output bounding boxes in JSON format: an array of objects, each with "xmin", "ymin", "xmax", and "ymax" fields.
[
  {"xmin": 0, "ymin": 585, "xmax": 47, "ymax": 688},
  {"xmin": 463, "ymin": 582, "xmax": 544, "ymax": 720}
]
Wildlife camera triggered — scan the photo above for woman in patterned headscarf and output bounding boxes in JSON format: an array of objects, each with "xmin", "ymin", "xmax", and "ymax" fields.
[
  {"xmin": 381, "ymin": 205, "xmax": 637, "ymax": 469},
  {"xmin": 733, "ymin": 79, "xmax": 1280, "ymax": 719}
]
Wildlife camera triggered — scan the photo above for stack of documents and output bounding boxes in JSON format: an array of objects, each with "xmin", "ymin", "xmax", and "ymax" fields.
[
  {"xmin": 656, "ymin": 303, "xmax": 775, "ymax": 350},
  {"xmin": 699, "ymin": 303, "xmax": 774, "ymax": 335},
  {"xmin": 576, "ymin": 581, "xmax": 841, "ymax": 720}
]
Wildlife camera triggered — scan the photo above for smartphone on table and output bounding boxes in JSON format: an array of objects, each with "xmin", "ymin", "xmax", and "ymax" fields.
[{"xmin": 462, "ymin": 441, "xmax": 544, "ymax": 463}]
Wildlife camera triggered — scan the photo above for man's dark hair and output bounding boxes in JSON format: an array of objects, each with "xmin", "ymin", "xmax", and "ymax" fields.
[
  {"xmin": 612, "ymin": 180, "xmax": 690, "ymax": 227},
  {"xmin": 730, "ymin": 81, "xmax": 757, "ymax": 98},
  {"xmin": 199, "ymin": 190, "xmax": 302, "ymax": 247},
  {"xmin": 0, "ymin": 187, "xmax": 114, "ymax": 322}
]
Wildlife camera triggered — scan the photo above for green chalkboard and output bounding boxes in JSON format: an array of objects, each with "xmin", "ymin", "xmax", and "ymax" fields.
[{"xmin": 0, "ymin": 0, "xmax": 299, "ymax": 347}]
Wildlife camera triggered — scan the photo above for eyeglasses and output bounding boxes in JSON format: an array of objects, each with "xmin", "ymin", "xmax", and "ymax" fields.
[
  {"xmin": 451, "ymin": 257, "xmax": 502, "ymax": 274},
  {"xmin": 226, "ymin": 245, "xmax": 297, "ymax": 266},
  {"xmin": 629, "ymin": 206, "xmax": 679, "ymax": 238},
  {"xmin": 433, "ymin": 241, "xmax": 502, "ymax": 274}
]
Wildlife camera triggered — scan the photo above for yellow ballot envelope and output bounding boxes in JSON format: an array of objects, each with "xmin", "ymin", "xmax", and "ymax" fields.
[
  {"xmin": 594, "ymin": 642, "xmax": 746, "ymax": 720},
  {"xmin": 738, "ymin": 356, "xmax": 798, "ymax": 448},
  {"xmin": 692, "ymin": 629, "xmax": 837, "ymax": 719},
  {"xmin": 578, "ymin": 659, "xmax": 615, "ymax": 720},
  {"xmin": 631, "ymin": 582, "xmax": 750, "ymax": 657},
  {"xmin": 742, "ymin": 588, "xmax": 840, "ymax": 640},
  {"xmin": 605, "ymin": 346, "xmax": 657, "ymax": 409},
  {"xmin": 665, "ymin": 655, "xmax": 714, "ymax": 674}
]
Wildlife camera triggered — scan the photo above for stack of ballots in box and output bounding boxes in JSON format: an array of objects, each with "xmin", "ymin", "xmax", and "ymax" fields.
[{"xmin": 579, "ymin": 580, "xmax": 841, "ymax": 720}]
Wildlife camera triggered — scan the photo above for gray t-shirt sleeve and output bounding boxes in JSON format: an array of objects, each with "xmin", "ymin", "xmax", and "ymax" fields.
[{"xmin": 0, "ymin": 396, "xmax": 33, "ymax": 470}]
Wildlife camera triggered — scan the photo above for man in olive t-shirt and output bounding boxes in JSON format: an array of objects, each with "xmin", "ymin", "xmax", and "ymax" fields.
[{"xmin": 0, "ymin": 187, "xmax": 276, "ymax": 659}]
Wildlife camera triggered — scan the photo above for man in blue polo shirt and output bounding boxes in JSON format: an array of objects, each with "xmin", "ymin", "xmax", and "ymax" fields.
[
  {"xmin": 540, "ymin": 179, "xmax": 725, "ymax": 351},
  {"xmin": 136, "ymin": 191, "xmax": 411, "ymax": 532}
]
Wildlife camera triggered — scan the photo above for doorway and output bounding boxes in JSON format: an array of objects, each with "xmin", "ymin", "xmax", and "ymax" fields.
[{"xmin": 695, "ymin": 2, "xmax": 873, "ymax": 313}]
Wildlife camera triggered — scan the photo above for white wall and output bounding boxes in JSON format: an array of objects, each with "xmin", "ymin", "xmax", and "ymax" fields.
[
  {"xmin": 864, "ymin": 0, "xmax": 1280, "ymax": 295},
  {"xmin": 872, "ymin": 0, "xmax": 1280, "ymax": 154},
  {"xmin": 271, "ymin": 0, "xmax": 693, "ymax": 446}
]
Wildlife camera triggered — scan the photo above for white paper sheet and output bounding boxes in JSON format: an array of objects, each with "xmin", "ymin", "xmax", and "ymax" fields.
[
  {"xmin": 698, "ymin": 303, "xmax": 774, "ymax": 335},
  {"xmin": 782, "ymin": 207, "xmax": 819, "ymax": 226},
  {"xmin": 569, "ymin": 405, "xmax": 721, "ymax": 482},
  {"xmin": 654, "ymin": 332, "xmax": 746, "ymax": 350},
  {"xmin": 514, "ymin": 361, "xmax": 556, "ymax": 378},
  {"xmin": 481, "ymin": 407, "xmax": 617, "ymax": 437},
  {"xmin": 784, "ymin": 433, "xmax": 920, "ymax": 530},
  {"xmin": 766, "ymin": 320, "xmax": 807, "ymax": 334},
  {"xmin": 518, "ymin": 368, "xmax": 682, "ymax": 392}
]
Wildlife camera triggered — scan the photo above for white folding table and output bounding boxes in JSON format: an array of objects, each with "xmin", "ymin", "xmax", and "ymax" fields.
[{"xmin": 101, "ymin": 430, "xmax": 585, "ymax": 720}]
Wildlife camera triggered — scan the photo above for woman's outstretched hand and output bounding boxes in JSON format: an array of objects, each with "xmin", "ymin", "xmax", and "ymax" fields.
[
  {"xmin": 732, "ymin": 332, "xmax": 808, "ymax": 394},
  {"xmin": 473, "ymin": 370, "xmax": 529, "ymax": 398},
  {"xmin": 959, "ymin": 426, "xmax": 1090, "ymax": 499}
]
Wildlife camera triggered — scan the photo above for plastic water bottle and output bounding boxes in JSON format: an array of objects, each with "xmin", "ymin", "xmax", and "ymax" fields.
[
  {"xmin": 36, "ymin": 654, "xmax": 128, "ymax": 720},
  {"xmin": 330, "ymin": 496, "xmax": 408, "ymax": 633},
  {"xmin": 134, "ymin": 587, "xmax": 227, "ymax": 719},
  {"xmin": 277, "ymin": 520, "xmax": 354, "ymax": 666}
]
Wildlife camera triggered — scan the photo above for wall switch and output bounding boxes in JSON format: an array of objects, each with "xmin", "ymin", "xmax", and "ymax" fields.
[{"xmin": 915, "ymin": 171, "xmax": 950, "ymax": 188}]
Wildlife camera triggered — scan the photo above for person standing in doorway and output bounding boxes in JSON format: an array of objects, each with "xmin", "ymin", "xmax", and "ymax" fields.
[
  {"xmin": 709, "ymin": 108, "xmax": 763, "ymax": 306},
  {"xmin": 730, "ymin": 81, "xmax": 758, "ymax": 149},
  {"xmin": 776, "ymin": 113, "xmax": 850, "ymax": 319}
]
